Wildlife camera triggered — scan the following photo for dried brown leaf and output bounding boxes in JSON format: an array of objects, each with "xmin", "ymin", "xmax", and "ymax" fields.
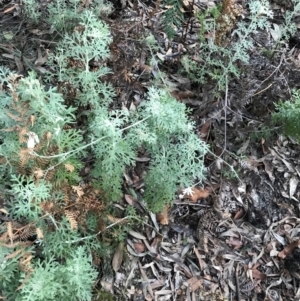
[
  {"xmin": 46, "ymin": 131, "xmax": 52, "ymax": 141},
  {"xmin": 233, "ymin": 208, "xmax": 244, "ymax": 220},
  {"xmin": 263, "ymin": 159, "xmax": 275, "ymax": 184},
  {"xmin": 0, "ymin": 208, "xmax": 8, "ymax": 214},
  {"xmin": 64, "ymin": 164, "xmax": 75, "ymax": 172},
  {"xmin": 290, "ymin": 177, "xmax": 298, "ymax": 198},
  {"xmin": 4, "ymin": 4, "xmax": 18, "ymax": 13},
  {"xmin": 225, "ymin": 239, "xmax": 243, "ymax": 249},
  {"xmin": 107, "ymin": 214, "xmax": 127, "ymax": 224},
  {"xmin": 64, "ymin": 210, "xmax": 78, "ymax": 230},
  {"xmin": 71, "ymin": 185, "xmax": 84, "ymax": 198},
  {"xmin": 182, "ymin": 187, "xmax": 210, "ymax": 203},
  {"xmin": 133, "ymin": 242, "xmax": 145, "ymax": 253},
  {"xmin": 129, "ymin": 230, "xmax": 146, "ymax": 240},
  {"xmin": 251, "ymin": 268, "xmax": 267, "ymax": 280},
  {"xmin": 138, "ymin": 261, "xmax": 154, "ymax": 298},
  {"xmin": 186, "ymin": 277, "xmax": 203, "ymax": 292},
  {"xmin": 244, "ymin": 264, "xmax": 267, "ymax": 280},
  {"xmin": 112, "ymin": 242, "xmax": 124, "ymax": 272},
  {"xmin": 30, "ymin": 115, "xmax": 35, "ymax": 127},
  {"xmin": 34, "ymin": 168, "xmax": 44, "ymax": 179},
  {"xmin": 124, "ymin": 194, "xmax": 137, "ymax": 206},
  {"xmin": 200, "ymin": 120, "xmax": 211, "ymax": 139},
  {"xmin": 35, "ymin": 48, "xmax": 48, "ymax": 66},
  {"xmin": 124, "ymin": 194, "xmax": 144, "ymax": 212},
  {"xmin": 278, "ymin": 240, "xmax": 300, "ymax": 259},
  {"xmin": 140, "ymin": 64, "xmax": 152, "ymax": 73},
  {"xmin": 36, "ymin": 227, "xmax": 44, "ymax": 240},
  {"xmin": 7, "ymin": 222, "xmax": 13, "ymax": 245},
  {"xmin": 156, "ymin": 205, "xmax": 169, "ymax": 225},
  {"xmin": 171, "ymin": 90, "xmax": 195, "ymax": 101},
  {"xmin": 194, "ymin": 246, "xmax": 204, "ymax": 271},
  {"xmin": 149, "ymin": 278, "xmax": 165, "ymax": 289}
]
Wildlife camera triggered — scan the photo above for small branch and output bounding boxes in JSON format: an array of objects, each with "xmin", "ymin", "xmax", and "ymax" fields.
[
  {"xmin": 219, "ymin": 74, "xmax": 228, "ymax": 157},
  {"xmin": 30, "ymin": 116, "xmax": 151, "ymax": 161},
  {"xmin": 63, "ymin": 215, "xmax": 162, "ymax": 244},
  {"xmin": 235, "ymin": 263, "xmax": 241, "ymax": 301},
  {"xmin": 63, "ymin": 216, "xmax": 130, "ymax": 244}
]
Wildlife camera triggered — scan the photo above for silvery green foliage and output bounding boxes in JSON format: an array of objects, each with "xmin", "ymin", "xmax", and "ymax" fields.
[
  {"xmin": 45, "ymin": 11, "xmax": 209, "ymax": 208},
  {"xmin": 18, "ymin": 72, "xmax": 77, "ymax": 128},
  {"xmin": 182, "ymin": 0, "xmax": 273, "ymax": 90},
  {"xmin": 89, "ymin": 87, "xmax": 209, "ymax": 211},
  {"xmin": 22, "ymin": 0, "xmax": 42, "ymax": 22},
  {"xmin": 280, "ymin": 0, "xmax": 300, "ymax": 40},
  {"xmin": 0, "ymin": 71, "xmax": 83, "ymax": 193},
  {"xmin": 47, "ymin": 0, "xmax": 113, "ymax": 31},
  {"xmin": 16, "ymin": 247, "xmax": 97, "ymax": 301},
  {"xmin": 272, "ymin": 89, "xmax": 300, "ymax": 140},
  {"xmin": 22, "ymin": 0, "xmax": 113, "ymax": 30},
  {"xmin": 47, "ymin": 0, "xmax": 82, "ymax": 31},
  {"xmin": 0, "ymin": 7, "xmax": 209, "ymax": 300},
  {"xmin": 135, "ymin": 88, "xmax": 209, "ymax": 211},
  {"xmin": 9, "ymin": 175, "xmax": 52, "ymax": 221},
  {"xmin": 47, "ymin": 11, "xmax": 114, "ymax": 109},
  {"xmin": 0, "ymin": 245, "xmax": 27, "ymax": 299}
]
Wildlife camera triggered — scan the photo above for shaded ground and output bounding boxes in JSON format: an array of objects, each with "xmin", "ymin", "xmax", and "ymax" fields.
[{"xmin": 2, "ymin": 0, "xmax": 300, "ymax": 300}]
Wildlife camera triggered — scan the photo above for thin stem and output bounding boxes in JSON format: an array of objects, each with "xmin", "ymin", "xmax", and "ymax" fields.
[
  {"xmin": 63, "ymin": 216, "xmax": 130, "ymax": 244},
  {"xmin": 30, "ymin": 116, "xmax": 151, "ymax": 160}
]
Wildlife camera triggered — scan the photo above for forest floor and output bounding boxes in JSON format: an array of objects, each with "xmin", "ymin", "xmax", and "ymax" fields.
[{"xmin": 2, "ymin": 0, "xmax": 300, "ymax": 300}]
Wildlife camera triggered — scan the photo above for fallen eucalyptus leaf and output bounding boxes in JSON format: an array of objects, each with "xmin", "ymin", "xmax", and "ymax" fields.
[{"xmin": 112, "ymin": 242, "xmax": 124, "ymax": 272}]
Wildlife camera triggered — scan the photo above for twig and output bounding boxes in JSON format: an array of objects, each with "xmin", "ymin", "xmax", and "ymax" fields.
[
  {"xmin": 235, "ymin": 262, "xmax": 241, "ymax": 301},
  {"xmin": 252, "ymin": 83, "xmax": 273, "ymax": 97},
  {"xmin": 31, "ymin": 116, "xmax": 151, "ymax": 160},
  {"xmin": 63, "ymin": 214, "xmax": 162, "ymax": 244},
  {"xmin": 63, "ymin": 216, "xmax": 130, "ymax": 244},
  {"xmin": 219, "ymin": 74, "xmax": 228, "ymax": 158}
]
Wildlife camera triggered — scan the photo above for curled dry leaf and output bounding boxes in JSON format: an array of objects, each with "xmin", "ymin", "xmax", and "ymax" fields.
[
  {"xmin": 124, "ymin": 194, "xmax": 144, "ymax": 212},
  {"xmin": 26, "ymin": 132, "xmax": 39, "ymax": 149},
  {"xmin": 71, "ymin": 185, "xmax": 84, "ymax": 198},
  {"xmin": 289, "ymin": 177, "xmax": 298, "ymax": 198},
  {"xmin": 251, "ymin": 268, "xmax": 267, "ymax": 280},
  {"xmin": 0, "ymin": 208, "xmax": 8, "ymax": 214},
  {"xmin": 233, "ymin": 207, "xmax": 244, "ymax": 220},
  {"xmin": 30, "ymin": 115, "xmax": 35, "ymax": 127},
  {"xmin": 200, "ymin": 120, "xmax": 211, "ymax": 140},
  {"xmin": 225, "ymin": 239, "xmax": 243, "ymax": 249},
  {"xmin": 107, "ymin": 214, "xmax": 127, "ymax": 224},
  {"xmin": 46, "ymin": 131, "xmax": 52, "ymax": 141},
  {"xmin": 194, "ymin": 246, "xmax": 204, "ymax": 271},
  {"xmin": 134, "ymin": 242, "xmax": 145, "ymax": 253},
  {"xmin": 181, "ymin": 187, "xmax": 210, "ymax": 203},
  {"xmin": 171, "ymin": 90, "xmax": 195, "ymax": 101},
  {"xmin": 124, "ymin": 194, "xmax": 136, "ymax": 205},
  {"xmin": 36, "ymin": 227, "xmax": 44, "ymax": 240},
  {"xmin": 64, "ymin": 164, "xmax": 75, "ymax": 172},
  {"xmin": 7, "ymin": 222, "xmax": 13, "ymax": 244},
  {"xmin": 129, "ymin": 230, "xmax": 146, "ymax": 240},
  {"xmin": 186, "ymin": 277, "xmax": 203, "ymax": 292},
  {"xmin": 33, "ymin": 168, "xmax": 44, "ymax": 179},
  {"xmin": 4, "ymin": 4, "xmax": 18, "ymax": 13},
  {"xmin": 244, "ymin": 264, "xmax": 267, "ymax": 280},
  {"xmin": 278, "ymin": 240, "xmax": 300, "ymax": 259},
  {"xmin": 156, "ymin": 205, "xmax": 169, "ymax": 225}
]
